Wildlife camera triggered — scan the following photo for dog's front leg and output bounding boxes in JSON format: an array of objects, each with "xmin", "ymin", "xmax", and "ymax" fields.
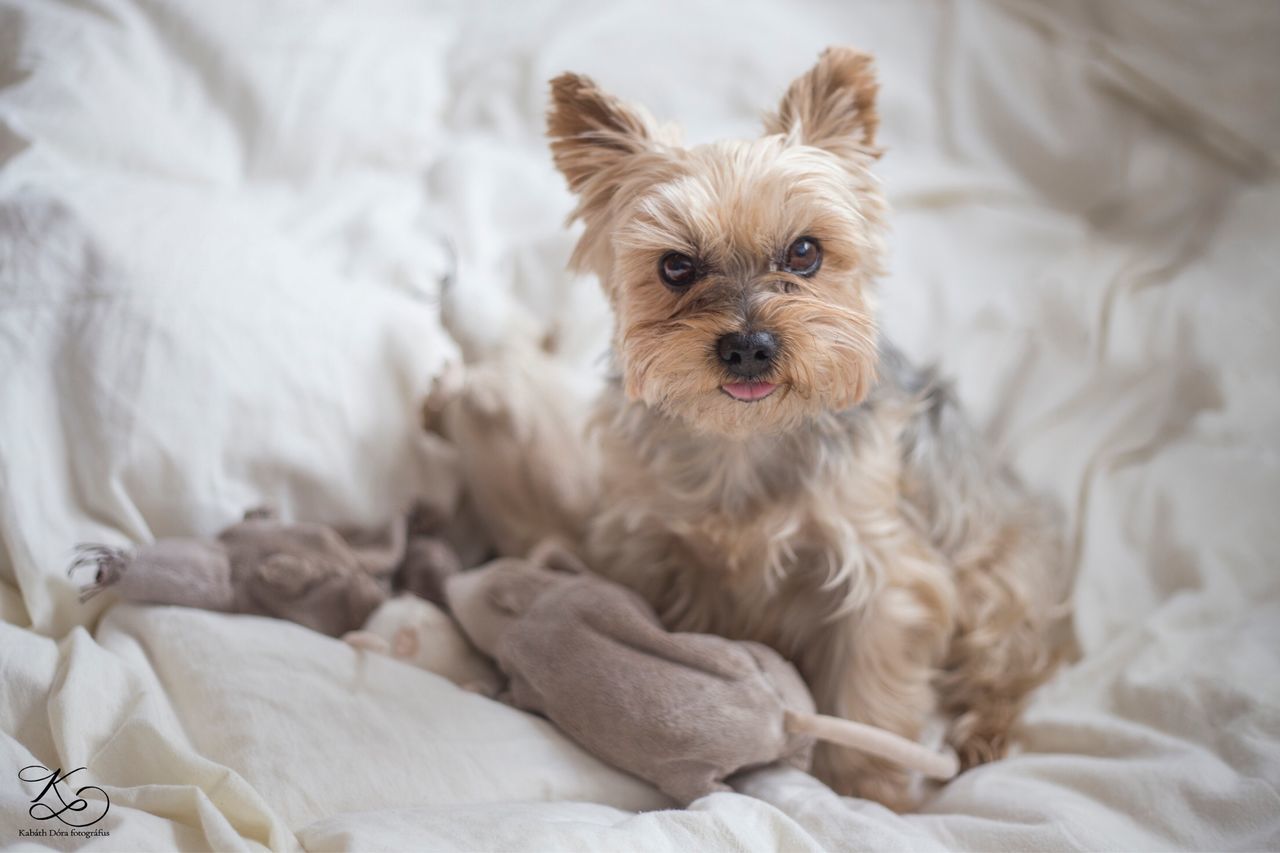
[{"xmin": 802, "ymin": 552, "xmax": 954, "ymax": 811}]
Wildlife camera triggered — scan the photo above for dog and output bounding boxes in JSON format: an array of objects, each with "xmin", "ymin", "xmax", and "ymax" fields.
[{"xmin": 443, "ymin": 47, "xmax": 1069, "ymax": 810}]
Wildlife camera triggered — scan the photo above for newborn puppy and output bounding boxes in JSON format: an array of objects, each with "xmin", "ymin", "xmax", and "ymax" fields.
[
  {"xmin": 343, "ymin": 594, "xmax": 502, "ymax": 695},
  {"xmin": 445, "ymin": 552, "xmax": 957, "ymax": 806}
]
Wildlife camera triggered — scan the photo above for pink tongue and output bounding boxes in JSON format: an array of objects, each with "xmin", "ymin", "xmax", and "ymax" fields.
[{"xmin": 723, "ymin": 382, "xmax": 777, "ymax": 401}]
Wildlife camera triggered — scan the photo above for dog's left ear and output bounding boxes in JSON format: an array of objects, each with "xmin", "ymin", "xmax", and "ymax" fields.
[
  {"xmin": 548, "ymin": 72, "xmax": 657, "ymax": 194},
  {"xmin": 765, "ymin": 47, "xmax": 881, "ymax": 159}
]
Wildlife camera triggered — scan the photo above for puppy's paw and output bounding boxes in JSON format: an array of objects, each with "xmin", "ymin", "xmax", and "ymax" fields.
[
  {"xmin": 461, "ymin": 679, "xmax": 501, "ymax": 698},
  {"xmin": 458, "ymin": 370, "xmax": 519, "ymax": 427},
  {"xmin": 442, "ymin": 361, "xmax": 538, "ymax": 445},
  {"xmin": 422, "ymin": 359, "xmax": 466, "ymax": 432},
  {"xmin": 343, "ymin": 630, "xmax": 390, "ymax": 654}
]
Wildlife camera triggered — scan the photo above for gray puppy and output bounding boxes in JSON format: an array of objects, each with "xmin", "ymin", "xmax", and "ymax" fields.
[{"xmin": 446, "ymin": 551, "xmax": 957, "ymax": 806}]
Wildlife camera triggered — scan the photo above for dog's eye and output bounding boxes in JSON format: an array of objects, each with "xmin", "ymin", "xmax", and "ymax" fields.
[
  {"xmin": 783, "ymin": 237, "xmax": 822, "ymax": 276},
  {"xmin": 659, "ymin": 252, "xmax": 698, "ymax": 289}
]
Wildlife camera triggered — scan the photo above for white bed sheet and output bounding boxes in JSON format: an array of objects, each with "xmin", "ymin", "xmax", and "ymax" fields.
[{"xmin": 2, "ymin": 0, "xmax": 1278, "ymax": 850}]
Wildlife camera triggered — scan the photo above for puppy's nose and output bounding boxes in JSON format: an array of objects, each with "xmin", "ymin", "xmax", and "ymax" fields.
[{"xmin": 717, "ymin": 330, "xmax": 778, "ymax": 378}]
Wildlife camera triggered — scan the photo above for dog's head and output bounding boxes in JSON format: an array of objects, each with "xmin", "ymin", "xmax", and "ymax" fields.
[{"xmin": 548, "ymin": 48, "xmax": 886, "ymax": 437}]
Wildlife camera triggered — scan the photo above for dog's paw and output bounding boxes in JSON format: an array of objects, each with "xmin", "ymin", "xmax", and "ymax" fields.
[
  {"xmin": 814, "ymin": 742, "xmax": 919, "ymax": 812},
  {"xmin": 946, "ymin": 708, "xmax": 1013, "ymax": 770}
]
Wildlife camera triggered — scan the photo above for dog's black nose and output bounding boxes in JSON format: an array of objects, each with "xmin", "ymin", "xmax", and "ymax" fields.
[{"xmin": 717, "ymin": 330, "xmax": 778, "ymax": 378}]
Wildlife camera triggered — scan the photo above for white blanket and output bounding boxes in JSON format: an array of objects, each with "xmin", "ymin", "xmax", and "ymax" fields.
[{"xmin": 2, "ymin": 1, "xmax": 1278, "ymax": 849}]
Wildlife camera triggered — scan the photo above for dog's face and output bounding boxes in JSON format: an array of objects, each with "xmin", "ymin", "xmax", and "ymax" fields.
[{"xmin": 548, "ymin": 48, "xmax": 887, "ymax": 437}]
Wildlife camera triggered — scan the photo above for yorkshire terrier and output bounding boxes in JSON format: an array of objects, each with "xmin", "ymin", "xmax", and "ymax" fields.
[{"xmin": 444, "ymin": 47, "xmax": 1069, "ymax": 810}]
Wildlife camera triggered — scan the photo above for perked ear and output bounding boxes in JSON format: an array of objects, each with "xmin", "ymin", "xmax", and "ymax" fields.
[
  {"xmin": 528, "ymin": 537, "xmax": 588, "ymax": 576},
  {"xmin": 547, "ymin": 72, "xmax": 656, "ymax": 193},
  {"xmin": 485, "ymin": 573, "xmax": 546, "ymax": 617},
  {"xmin": 764, "ymin": 47, "xmax": 881, "ymax": 158}
]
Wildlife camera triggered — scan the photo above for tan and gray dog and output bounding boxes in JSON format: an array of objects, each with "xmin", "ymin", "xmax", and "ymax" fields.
[
  {"xmin": 446, "ymin": 46, "xmax": 1071, "ymax": 809},
  {"xmin": 445, "ymin": 552, "xmax": 957, "ymax": 806}
]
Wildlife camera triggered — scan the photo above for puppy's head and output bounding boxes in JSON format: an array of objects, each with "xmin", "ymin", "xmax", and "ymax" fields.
[{"xmin": 548, "ymin": 48, "xmax": 886, "ymax": 437}]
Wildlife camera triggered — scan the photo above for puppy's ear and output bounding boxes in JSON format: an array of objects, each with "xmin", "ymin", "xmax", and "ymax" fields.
[
  {"xmin": 765, "ymin": 47, "xmax": 880, "ymax": 158},
  {"xmin": 486, "ymin": 584, "xmax": 524, "ymax": 616},
  {"xmin": 548, "ymin": 72, "xmax": 655, "ymax": 193},
  {"xmin": 528, "ymin": 537, "xmax": 588, "ymax": 575},
  {"xmin": 485, "ymin": 571, "xmax": 545, "ymax": 616}
]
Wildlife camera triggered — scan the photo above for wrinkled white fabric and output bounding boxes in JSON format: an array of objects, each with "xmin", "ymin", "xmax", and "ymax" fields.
[{"xmin": 1, "ymin": 0, "xmax": 1278, "ymax": 850}]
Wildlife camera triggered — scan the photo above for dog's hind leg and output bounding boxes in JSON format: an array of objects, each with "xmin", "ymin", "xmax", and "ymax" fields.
[
  {"xmin": 896, "ymin": 369, "xmax": 1073, "ymax": 769},
  {"xmin": 933, "ymin": 505, "xmax": 1069, "ymax": 768}
]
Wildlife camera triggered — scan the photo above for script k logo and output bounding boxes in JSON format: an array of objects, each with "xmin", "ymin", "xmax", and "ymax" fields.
[{"xmin": 18, "ymin": 765, "xmax": 111, "ymax": 827}]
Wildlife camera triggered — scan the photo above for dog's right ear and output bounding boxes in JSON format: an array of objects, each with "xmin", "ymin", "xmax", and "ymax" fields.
[
  {"xmin": 765, "ymin": 47, "xmax": 881, "ymax": 160},
  {"xmin": 547, "ymin": 73, "xmax": 656, "ymax": 194}
]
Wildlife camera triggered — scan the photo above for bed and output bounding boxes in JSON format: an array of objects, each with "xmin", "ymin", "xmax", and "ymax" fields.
[{"xmin": 2, "ymin": 1, "xmax": 1278, "ymax": 849}]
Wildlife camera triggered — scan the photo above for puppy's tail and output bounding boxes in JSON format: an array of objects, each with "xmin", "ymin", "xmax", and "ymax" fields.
[{"xmin": 783, "ymin": 710, "xmax": 959, "ymax": 780}]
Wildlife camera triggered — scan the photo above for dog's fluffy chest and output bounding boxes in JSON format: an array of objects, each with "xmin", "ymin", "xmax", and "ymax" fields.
[{"xmin": 586, "ymin": 388, "xmax": 923, "ymax": 654}]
